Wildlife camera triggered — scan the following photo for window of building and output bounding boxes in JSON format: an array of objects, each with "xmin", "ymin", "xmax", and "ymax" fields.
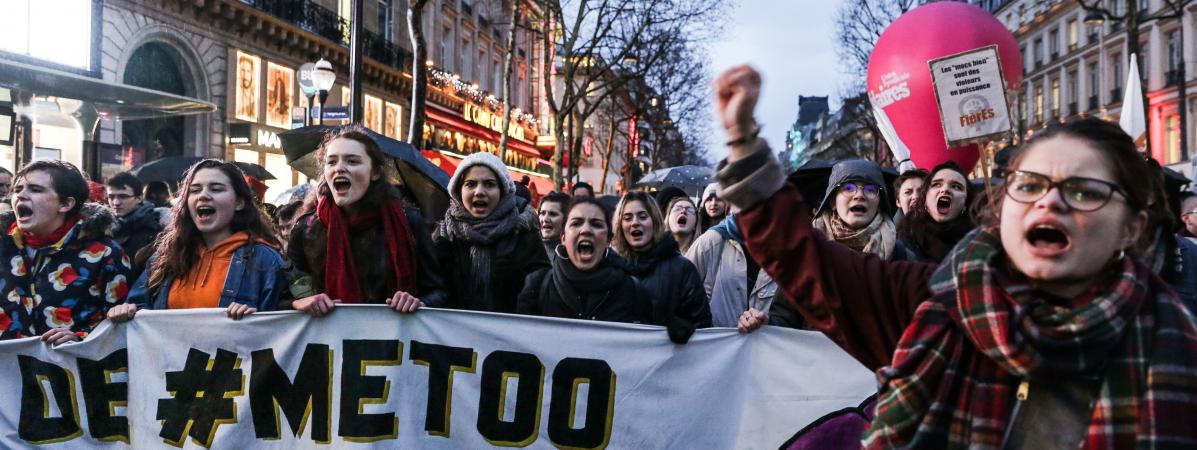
[
  {"xmin": 1067, "ymin": 71, "xmax": 1078, "ymax": 113},
  {"xmin": 1034, "ymin": 84, "xmax": 1043, "ymax": 122},
  {"xmin": 1049, "ymin": 29, "xmax": 1059, "ymax": 59},
  {"xmin": 1113, "ymin": 53, "xmax": 1123, "ymax": 91},
  {"xmin": 1088, "ymin": 62, "xmax": 1099, "ymax": 106},
  {"xmin": 1166, "ymin": 115, "xmax": 1181, "ymax": 163},
  {"xmin": 1067, "ymin": 20, "xmax": 1078, "ymax": 50},
  {"xmin": 378, "ymin": 0, "xmax": 394, "ymax": 42},
  {"xmin": 442, "ymin": 25, "xmax": 452, "ymax": 71},
  {"xmin": 1050, "ymin": 78, "xmax": 1060, "ymax": 116},
  {"xmin": 1033, "ymin": 38, "xmax": 1044, "ymax": 66},
  {"xmin": 339, "ymin": 0, "xmax": 353, "ymax": 43},
  {"xmin": 1168, "ymin": 30, "xmax": 1180, "ymax": 80},
  {"xmin": 493, "ymin": 58, "xmax": 501, "ymax": 94},
  {"xmin": 461, "ymin": 38, "xmax": 472, "ymax": 80}
]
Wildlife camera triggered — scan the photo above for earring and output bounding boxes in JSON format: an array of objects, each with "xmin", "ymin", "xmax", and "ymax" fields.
[
  {"xmin": 554, "ymin": 243, "xmax": 568, "ymax": 260},
  {"xmin": 1117, "ymin": 248, "xmax": 1126, "ymax": 261}
]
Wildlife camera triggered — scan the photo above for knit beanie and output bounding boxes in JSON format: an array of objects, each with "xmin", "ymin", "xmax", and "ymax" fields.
[{"xmin": 448, "ymin": 152, "xmax": 514, "ymax": 202}]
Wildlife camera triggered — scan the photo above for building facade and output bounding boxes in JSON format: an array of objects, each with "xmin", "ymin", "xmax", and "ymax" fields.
[
  {"xmin": 987, "ymin": 0, "xmax": 1195, "ymax": 177},
  {"xmin": 0, "ymin": 0, "xmax": 555, "ymax": 202}
]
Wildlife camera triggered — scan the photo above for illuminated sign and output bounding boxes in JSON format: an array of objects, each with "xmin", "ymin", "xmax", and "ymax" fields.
[
  {"xmin": 0, "ymin": 0, "xmax": 96, "ymax": 71},
  {"xmin": 463, "ymin": 104, "xmax": 526, "ymax": 141},
  {"xmin": 257, "ymin": 129, "xmax": 282, "ymax": 149}
]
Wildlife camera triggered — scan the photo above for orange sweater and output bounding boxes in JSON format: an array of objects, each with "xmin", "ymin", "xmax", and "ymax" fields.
[{"xmin": 167, "ymin": 232, "xmax": 251, "ymax": 309}]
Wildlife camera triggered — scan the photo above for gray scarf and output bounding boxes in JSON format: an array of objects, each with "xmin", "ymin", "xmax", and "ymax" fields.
[{"xmin": 435, "ymin": 194, "xmax": 521, "ymax": 309}]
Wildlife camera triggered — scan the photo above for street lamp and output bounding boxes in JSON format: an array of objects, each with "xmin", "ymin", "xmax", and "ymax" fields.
[
  {"xmin": 1083, "ymin": 10, "xmax": 1106, "ymax": 26},
  {"xmin": 312, "ymin": 58, "xmax": 336, "ymax": 126}
]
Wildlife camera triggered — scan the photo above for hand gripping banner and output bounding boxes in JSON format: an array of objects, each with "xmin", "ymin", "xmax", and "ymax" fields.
[{"xmin": 0, "ymin": 306, "xmax": 875, "ymax": 449}]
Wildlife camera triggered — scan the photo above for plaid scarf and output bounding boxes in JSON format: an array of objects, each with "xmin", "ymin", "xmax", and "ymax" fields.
[{"xmin": 865, "ymin": 227, "xmax": 1197, "ymax": 449}]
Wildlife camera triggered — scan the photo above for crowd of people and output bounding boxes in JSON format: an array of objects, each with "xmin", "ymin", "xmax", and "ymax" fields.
[{"xmin": 0, "ymin": 63, "xmax": 1196, "ymax": 447}]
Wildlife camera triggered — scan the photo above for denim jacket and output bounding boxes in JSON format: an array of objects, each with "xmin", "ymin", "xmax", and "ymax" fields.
[{"xmin": 130, "ymin": 243, "xmax": 287, "ymax": 311}]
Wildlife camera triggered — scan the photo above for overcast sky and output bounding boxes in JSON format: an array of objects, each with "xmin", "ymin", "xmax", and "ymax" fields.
[{"xmin": 704, "ymin": 1, "xmax": 843, "ymax": 162}]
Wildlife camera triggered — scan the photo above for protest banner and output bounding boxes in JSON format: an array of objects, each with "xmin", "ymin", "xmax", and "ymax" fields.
[
  {"xmin": 928, "ymin": 45, "xmax": 1013, "ymax": 148},
  {"xmin": 0, "ymin": 307, "xmax": 875, "ymax": 449}
]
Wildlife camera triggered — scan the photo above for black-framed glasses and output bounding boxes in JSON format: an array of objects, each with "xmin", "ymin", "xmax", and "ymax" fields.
[
  {"xmin": 838, "ymin": 182, "xmax": 880, "ymax": 198},
  {"xmin": 1004, "ymin": 170, "xmax": 1125, "ymax": 212}
]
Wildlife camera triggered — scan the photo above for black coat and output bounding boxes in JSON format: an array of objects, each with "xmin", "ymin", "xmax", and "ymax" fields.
[
  {"xmin": 433, "ymin": 209, "xmax": 550, "ymax": 313},
  {"xmin": 285, "ymin": 204, "xmax": 447, "ymax": 306},
  {"xmin": 517, "ymin": 256, "xmax": 652, "ymax": 324},
  {"xmin": 624, "ymin": 237, "xmax": 713, "ymax": 330},
  {"xmin": 113, "ymin": 202, "xmax": 163, "ymax": 280}
]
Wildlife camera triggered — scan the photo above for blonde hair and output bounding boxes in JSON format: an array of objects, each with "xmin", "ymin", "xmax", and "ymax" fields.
[{"xmin": 611, "ymin": 191, "xmax": 667, "ymax": 258}]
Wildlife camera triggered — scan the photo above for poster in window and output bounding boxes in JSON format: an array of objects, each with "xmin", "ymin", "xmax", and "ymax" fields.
[
  {"xmin": 364, "ymin": 95, "xmax": 383, "ymax": 133},
  {"xmin": 384, "ymin": 102, "xmax": 402, "ymax": 139},
  {"xmin": 265, "ymin": 62, "xmax": 295, "ymax": 128},
  {"xmin": 234, "ymin": 51, "xmax": 260, "ymax": 123}
]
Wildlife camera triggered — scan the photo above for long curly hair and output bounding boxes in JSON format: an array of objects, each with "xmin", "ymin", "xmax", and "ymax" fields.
[{"xmin": 146, "ymin": 160, "xmax": 279, "ymax": 292}]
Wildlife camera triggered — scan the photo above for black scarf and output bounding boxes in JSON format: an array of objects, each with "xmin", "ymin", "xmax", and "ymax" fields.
[
  {"xmin": 898, "ymin": 210, "xmax": 974, "ymax": 262},
  {"xmin": 551, "ymin": 250, "xmax": 628, "ymax": 314},
  {"xmin": 624, "ymin": 236, "xmax": 680, "ymax": 277}
]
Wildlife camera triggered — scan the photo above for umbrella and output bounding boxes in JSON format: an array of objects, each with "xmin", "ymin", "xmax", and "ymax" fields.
[
  {"xmin": 272, "ymin": 183, "xmax": 313, "ymax": 205},
  {"xmin": 279, "ymin": 125, "xmax": 450, "ymax": 220},
  {"xmin": 635, "ymin": 165, "xmax": 713, "ymax": 196},
  {"xmin": 131, "ymin": 157, "xmax": 276, "ymax": 185},
  {"xmin": 787, "ymin": 159, "xmax": 900, "ymax": 216}
]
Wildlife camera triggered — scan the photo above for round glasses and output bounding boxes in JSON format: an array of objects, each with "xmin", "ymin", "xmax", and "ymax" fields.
[
  {"xmin": 838, "ymin": 182, "xmax": 880, "ymax": 198},
  {"xmin": 670, "ymin": 205, "xmax": 696, "ymax": 215},
  {"xmin": 1004, "ymin": 170, "xmax": 1125, "ymax": 212}
]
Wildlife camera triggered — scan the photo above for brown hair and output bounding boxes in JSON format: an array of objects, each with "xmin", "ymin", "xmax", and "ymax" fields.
[
  {"xmin": 611, "ymin": 191, "xmax": 667, "ymax": 257},
  {"xmin": 147, "ymin": 160, "xmax": 279, "ymax": 292},
  {"xmin": 305, "ymin": 125, "xmax": 398, "ymax": 211}
]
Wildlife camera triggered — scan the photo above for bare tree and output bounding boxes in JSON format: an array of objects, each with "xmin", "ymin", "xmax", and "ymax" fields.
[
  {"xmin": 406, "ymin": 0, "xmax": 431, "ymax": 149},
  {"xmin": 498, "ymin": 0, "xmax": 520, "ymax": 158},
  {"xmin": 539, "ymin": 0, "xmax": 722, "ymax": 189}
]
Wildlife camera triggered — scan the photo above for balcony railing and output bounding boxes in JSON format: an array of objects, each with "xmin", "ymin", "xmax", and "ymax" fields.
[
  {"xmin": 244, "ymin": 0, "xmax": 412, "ymax": 70},
  {"xmin": 1050, "ymin": 51, "xmax": 1059, "ymax": 61},
  {"xmin": 1088, "ymin": 95, "xmax": 1098, "ymax": 110},
  {"xmin": 1110, "ymin": 87, "xmax": 1122, "ymax": 101},
  {"xmin": 1068, "ymin": 43, "xmax": 1077, "ymax": 52},
  {"xmin": 1087, "ymin": 32, "xmax": 1098, "ymax": 43},
  {"xmin": 1166, "ymin": 69, "xmax": 1180, "ymax": 87}
]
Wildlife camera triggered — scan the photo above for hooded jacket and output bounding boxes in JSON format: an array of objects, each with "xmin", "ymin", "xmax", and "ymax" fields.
[
  {"xmin": 113, "ymin": 201, "xmax": 164, "ymax": 280},
  {"xmin": 130, "ymin": 234, "xmax": 286, "ymax": 311},
  {"xmin": 0, "ymin": 203, "xmax": 133, "ymax": 339},
  {"xmin": 685, "ymin": 215, "xmax": 772, "ymax": 327},
  {"xmin": 624, "ymin": 236, "xmax": 713, "ymax": 330}
]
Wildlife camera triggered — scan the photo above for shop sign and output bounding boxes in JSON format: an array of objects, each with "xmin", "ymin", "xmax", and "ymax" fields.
[
  {"xmin": 463, "ymin": 104, "xmax": 526, "ymax": 141},
  {"xmin": 257, "ymin": 129, "xmax": 282, "ymax": 149}
]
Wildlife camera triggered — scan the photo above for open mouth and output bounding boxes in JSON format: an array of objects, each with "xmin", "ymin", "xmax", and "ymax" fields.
[
  {"xmin": 848, "ymin": 204, "xmax": 868, "ymax": 214},
  {"xmin": 332, "ymin": 177, "xmax": 352, "ymax": 194},
  {"xmin": 936, "ymin": 196, "xmax": 952, "ymax": 215},
  {"xmin": 576, "ymin": 238, "xmax": 596, "ymax": 258},
  {"xmin": 195, "ymin": 206, "xmax": 216, "ymax": 220},
  {"xmin": 470, "ymin": 200, "xmax": 489, "ymax": 211},
  {"xmin": 1025, "ymin": 223, "xmax": 1071, "ymax": 255},
  {"xmin": 15, "ymin": 205, "xmax": 33, "ymax": 219},
  {"xmin": 629, "ymin": 229, "xmax": 644, "ymax": 239},
  {"xmin": 676, "ymin": 216, "xmax": 688, "ymax": 227}
]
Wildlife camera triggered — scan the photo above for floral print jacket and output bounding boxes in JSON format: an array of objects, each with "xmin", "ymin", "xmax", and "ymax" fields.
[{"xmin": 0, "ymin": 203, "xmax": 132, "ymax": 339}]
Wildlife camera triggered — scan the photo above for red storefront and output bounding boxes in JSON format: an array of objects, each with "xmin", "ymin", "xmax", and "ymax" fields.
[{"xmin": 420, "ymin": 104, "xmax": 555, "ymax": 202}]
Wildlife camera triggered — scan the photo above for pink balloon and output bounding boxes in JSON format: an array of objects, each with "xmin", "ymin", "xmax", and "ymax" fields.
[{"xmin": 867, "ymin": 2, "xmax": 1022, "ymax": 172}]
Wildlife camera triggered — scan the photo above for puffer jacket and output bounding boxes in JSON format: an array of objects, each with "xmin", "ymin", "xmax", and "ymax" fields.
[
  {"xmin": 685, "ymin": 217, "xmax": 772, "ymax": 327},
  {"xmin": 0, "ymin": 203, "xmax": 133, "ymax": 339},
  {"xmin": 624, "ymin": 236, "xmax": 712, "ymax": 330},
  {"xmin": 112, "ymin": 202, "xmax": 164, "ymax": 280},
  {"xmin": 286, "ymin": 202, "xmax": 447, "ymax": 307},
  {"xmin": 433, "ymin": 206, "xmax": 550, "ymax": 313},
  {"xmin": 130, "ymin": 242, "xmax": 287, "ymax": 311},
  {"xmin": 517, "ymin": 253, "xmax": 651, "ymax": 324}
]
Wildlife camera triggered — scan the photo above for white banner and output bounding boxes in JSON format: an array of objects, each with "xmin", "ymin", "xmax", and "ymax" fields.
[
  {"xmin": 929, "ymin": 45, "xmax": 1012, "ymax": 146},
  {"xmin": 0, "ymin": 307, "xmax": 875, "ymax": 449}
]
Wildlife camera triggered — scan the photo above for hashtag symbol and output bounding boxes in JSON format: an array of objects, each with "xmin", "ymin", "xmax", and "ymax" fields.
[{"xmin": 156, "ymin": 348, "xmax": 244, "ymax": 448}]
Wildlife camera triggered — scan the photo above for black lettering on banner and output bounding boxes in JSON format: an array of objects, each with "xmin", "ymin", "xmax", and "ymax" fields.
[
  {"xmin": 339, "ymin": 340, "xmax": 401, "ymax": 442},
  {"xmin": 18, "ymin": 355, "xmax": 82, "ymax": 444},
  {"xmin": 409, "ymin": 340, "xmax": 477, "ymax": 437},
  {"xmin": 476, "ymin": 351, "xmax": 544, "ymax": 446},
  {"xmin": 249, "ymin": 344, "xmax": 332, "ymax": 442},
  {"xmin": 156, "ymin": 348, "xmax": 244, "ymax": 448},
  {"xmin": 77, "ymin": 350, "xmax": 130, "ymax": 443},
  {"xmin": 547, "ymin": 358, "xmax": 616, "ymax": 449}
]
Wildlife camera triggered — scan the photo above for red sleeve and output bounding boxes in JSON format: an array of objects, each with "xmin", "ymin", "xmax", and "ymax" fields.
[{"xmin": 737, "ymin": 183, "xmax": 937, "ymax": 370}]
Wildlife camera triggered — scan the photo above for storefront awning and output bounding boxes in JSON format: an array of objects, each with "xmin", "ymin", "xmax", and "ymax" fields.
[
  {"xmin": 0, "ymin": 56, "xmax": 216, "ymax": 122},
  {"xmin": 424, "ymin": 150, "xmax": 556, "ymax": 199}
]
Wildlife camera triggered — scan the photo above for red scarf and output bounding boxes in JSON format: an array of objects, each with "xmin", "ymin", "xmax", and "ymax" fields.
[
  {"xmin": 10, "ymin": 215, "xmax": 81, "ymax": 249},
  {"xmin": 316, "ymin": 195, "xmax": 417, "ymax": 302}
]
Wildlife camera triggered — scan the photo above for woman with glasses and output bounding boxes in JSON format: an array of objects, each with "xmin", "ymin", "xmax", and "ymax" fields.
[
  {"xmin": 664, "ymin": 196, "xmax": 700, "ymax": 253},
  {"xmin": 812, "ymin": 160, "xmax": 914, "ymax": 262},
  {"xmin": 715, "ymin": 63, "xmax": 1197, "ymax": 449}
]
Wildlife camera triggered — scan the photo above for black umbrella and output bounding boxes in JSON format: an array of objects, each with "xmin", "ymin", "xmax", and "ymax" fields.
[
  {"xmin": 131, "ymin": 156, "xmax": 276, "ymax": 185},
  {"xmin": 279, "ymin": 125, "xmax": 450, "ymax": 220},
  {"xmin": 787, "ymin": 159, "xmax": 900, "ymax": 216},
  {"xmin": 635, "ymin": 165, "xmax": 713, "ymax": 196}
]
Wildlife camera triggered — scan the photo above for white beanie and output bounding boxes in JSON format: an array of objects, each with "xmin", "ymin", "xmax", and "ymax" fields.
[
  {"xmin": 701, "ymin": 182, "xmax": 721, "ymax": 202},
  {"xmin": 448, "ymin": 152, "xmax": 514, "ymax": 202}
]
